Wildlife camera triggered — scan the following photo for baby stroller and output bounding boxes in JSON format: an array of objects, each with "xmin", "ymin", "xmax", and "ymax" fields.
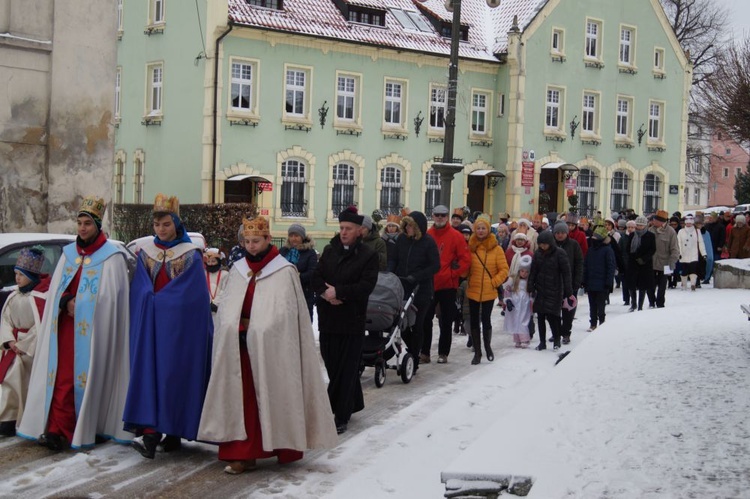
[{"xmin": 360, "ymin": 272, "xmax": 418, "ymax": 388}]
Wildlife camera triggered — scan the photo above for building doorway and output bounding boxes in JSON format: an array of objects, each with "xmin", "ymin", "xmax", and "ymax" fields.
[
  {"xmin": 467, "ymin": 175, "xmax": 485, "ymax": 214},
  {"xmin": 224, "ymin": 174, "xmax": 271, "ymax": 204},
  {"xmin": 539, "ymin": 169, "xmax": 559, "ymax": 214}
]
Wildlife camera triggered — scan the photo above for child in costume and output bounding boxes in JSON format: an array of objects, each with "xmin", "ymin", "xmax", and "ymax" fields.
[{"xmin": 502, "ymin": 255, "xmax": 533, "ymax": 348}]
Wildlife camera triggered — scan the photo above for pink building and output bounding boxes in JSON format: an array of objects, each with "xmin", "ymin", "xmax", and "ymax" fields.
[{"xmin": 709, "ymin": 132, "xmax": 750, "ymax": 207}]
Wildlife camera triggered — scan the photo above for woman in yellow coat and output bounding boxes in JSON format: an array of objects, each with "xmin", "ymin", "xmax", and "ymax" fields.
[{"xmin": 466, "ymin": 215, "xmax": 509, "ymax": 364}]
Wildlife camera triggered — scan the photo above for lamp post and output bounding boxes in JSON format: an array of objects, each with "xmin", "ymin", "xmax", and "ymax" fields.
[{"xmin": 432, "ymin": 0, "xmax": 500, "ymax": 207}]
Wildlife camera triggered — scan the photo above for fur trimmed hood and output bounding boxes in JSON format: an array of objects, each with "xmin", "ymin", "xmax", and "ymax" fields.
[
  {"xmin": 283, "ymin": 238, "xmax": 315, "ymax": 252},
  {"xmin": 400, "ymin": 211, "xmax": 428, "ymax": 240}
]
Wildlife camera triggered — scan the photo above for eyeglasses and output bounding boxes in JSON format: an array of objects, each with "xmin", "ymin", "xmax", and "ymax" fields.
[{"xmin": 433, "ymin": 214, "xmax": 448, "ymax": 218}]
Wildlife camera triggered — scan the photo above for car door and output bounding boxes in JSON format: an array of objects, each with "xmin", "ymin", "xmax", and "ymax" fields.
[{"xmin": 0, "ymin": 242, "xmax": 67, "ymax": 310}]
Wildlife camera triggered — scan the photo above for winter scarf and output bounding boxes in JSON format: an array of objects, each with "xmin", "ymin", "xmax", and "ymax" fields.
[
  {"xmin": 509, "ymin": 243, "xmax": 529, "ymax": 277},
  {"xmin": 630, "ymin": 228, "xmax": 647, "ymax": 253},
  {"xmin": 284, "ymin": 247, "xmax": 300, "ymax": 265}
]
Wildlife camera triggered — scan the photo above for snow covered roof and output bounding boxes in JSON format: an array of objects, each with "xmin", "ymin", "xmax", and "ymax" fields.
[{"xmin": 228, "ymin": 0, "xmax": 548, "ymax": 62}]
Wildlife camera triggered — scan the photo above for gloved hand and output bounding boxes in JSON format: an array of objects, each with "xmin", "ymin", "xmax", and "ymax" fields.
[
  {"xmin": 210, "ymin": 302, "xmax": 218, "ymax": 313},
  {"xmin": 562, "ymin": 295, "xmax": 577, "ymax": 311},
  {"xmin": 505, "ymin": 299, "xmax": 514, "ymax": 312},
  {"xmin": 405, "ymin": 275, "xmax": 417, "ymax": 284}
]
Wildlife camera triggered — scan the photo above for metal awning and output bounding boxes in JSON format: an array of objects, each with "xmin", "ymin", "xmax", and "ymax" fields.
[
  {"xmin": 541, "ymin": 162, "xmax": 578, "ymax": 171},
  {"xmin": 227, "ymin": 174, "xmax": 272, "ymax": 182},
  {"xmin": 469, "ymin": 169, "xmax": 506, "ymax": 178}
]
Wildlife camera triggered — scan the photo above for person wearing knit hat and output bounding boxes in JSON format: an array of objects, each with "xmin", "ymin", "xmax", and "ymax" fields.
[
  {"xmin": 0, "ymin": 247, "xmax": 51, "ymax": 437},
  {"xmin": 513, "ymin": 217, "xmax": 538, "ymax": 253},
  {"xmin": 280, "ymin": 224, "xmax": 318, "ymax": 320},
  {"xmin": 381, "ymin": 214, "xmax": 402, "ymax": 263},
  {"xmin": 20, "ymin": 195, "xmax": 132, "ymax": 451},
  {"xmin": 553, "ymin": 217, "xmax": 584, "ymax": 344},
  {"xmin": 466, "ymin": 214, "xmax": 509, "ymax": 364},
  {"xmin": 501, "ymin": 254, "xmax": 533, "ymax": 348},
  {"xmin": 583, "ymin": 223, "xmax": 616, "ymax": 331},
  {"xmin": 360, "ymin": 214, "xmax": 387, "ymax": 271},
  {"xmin": 541, "ymin": 217, "xmax": 550, "ymax": 231},
  {"xmin": 564, "ymin": 213, "xmax": 588, "ymax": 258},
  {"xmin": 727, "ymin": 214, "xmax": 750, "ymax": 259},
  {"xmin": 124, "ymin": 194, "xmax": 213, "ymax": 458},
  {"xmin": 314, "ymin": 207, "xmax": 379, "ymax": 435},
  {"xmin": 677, "ymin": 213, "xmax": 706, "ymax": 291},
  {"xmin": 625, "ymin": 215, "xmax": 657, "ymax": 311},
  {"xmin": 506, "ymin": 232, "xmax": 533, "ymax": 283},
  {"xmin": 648, "ymin": 208, "xmax": 680, "ymax": 308}
]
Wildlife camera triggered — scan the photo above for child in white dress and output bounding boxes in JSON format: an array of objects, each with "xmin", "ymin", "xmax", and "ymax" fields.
[{"xmin": 502, "ymin": 255, "xmax": 533, "ymax": 348}]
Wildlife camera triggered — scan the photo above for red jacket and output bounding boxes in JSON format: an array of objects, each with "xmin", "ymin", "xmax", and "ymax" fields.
[
  {"xmin": 568, "ymin": 227, "xmax": 589, "ymax": 258},
  {"xmin": 428, "ymin": 223, "xmax": 471, "ymax": 291}
]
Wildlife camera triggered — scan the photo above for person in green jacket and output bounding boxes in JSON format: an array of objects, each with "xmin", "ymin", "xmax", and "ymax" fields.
[{"xmin": 361, "ymin": 215, "xmax": 387, "ymax": 271}]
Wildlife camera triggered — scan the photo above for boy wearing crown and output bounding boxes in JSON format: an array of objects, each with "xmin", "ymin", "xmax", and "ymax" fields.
[
  {"xmin": 0, "ymin": 247, "xmax": 51, "ymax": 436},
  {"xmin": 198, "ymin": 216, "xmax": 336, "ymax": 474},
  {"xmin": 124, "ymin": 194, "xmax": 213, "ymax": 459},
  {"xmin": 17, "ymin": 196, "xmax": 132, "ymax": 450}
]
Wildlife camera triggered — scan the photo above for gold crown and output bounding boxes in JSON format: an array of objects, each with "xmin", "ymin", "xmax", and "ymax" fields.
[
  {"xmin": 243, "ymin": 216, "xmax": 270, "ymax": 237},
  {"xmin": 153, "ymin": 193, "xmax": 180, "ymax": 216},
  {"xmin": 79, "ymin": 195, "xmax": 107, "ymax": 221}
]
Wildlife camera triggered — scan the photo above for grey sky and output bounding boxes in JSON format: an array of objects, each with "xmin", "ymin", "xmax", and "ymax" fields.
[{"xmin": 715, "ymin": 0, "xmax": 750, "ymax": 41}]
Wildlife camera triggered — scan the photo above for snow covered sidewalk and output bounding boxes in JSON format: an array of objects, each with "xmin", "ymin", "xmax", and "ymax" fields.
[{"xmin": 442, "ymin": 288, "xmax": 750, "ymax": 498}]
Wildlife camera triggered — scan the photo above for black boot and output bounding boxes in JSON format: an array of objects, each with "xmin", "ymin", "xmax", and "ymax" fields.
[
  {"xmin": 471, "ymin": 329, "xmax": 482, "ymax": 365},
  {"xmin": 0, "ymin": 421, "xmax": 16, "ymax": 437},
  {"xmin": 161, "ymin": 435, "xmax": 182, "ymax": 452},
  {"xmin": 38, "ymin": 432, "xmax": 68, "ymax": 451},
  {"xmin": 132, "ymin": 432, "xmax": 161, "ymax": 459},
  {"xmin": 483, "ymin": 328, "xmax": 494, "ymax": 362}
]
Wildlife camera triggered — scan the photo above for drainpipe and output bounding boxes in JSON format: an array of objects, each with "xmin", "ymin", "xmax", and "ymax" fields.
[{"xmin": 212, "ymin": 22, "xmax": 234, "ymax": 204}]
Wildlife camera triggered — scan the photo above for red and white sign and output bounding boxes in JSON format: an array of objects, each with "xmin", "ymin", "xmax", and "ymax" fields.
[
  {"xmin": 564, "ymin": 177, "xmax": 577, "ymax": 190},
  {"xmin": 260, "ymin": 209, "xmax": 269, "ymax": 216},
  {"xmin": 521, "ymin": 161, "xmax": 535, "ymax": 187},
  {"xmin": 258, "ymin": 182, "xmax": 273, "ymax": 192}
]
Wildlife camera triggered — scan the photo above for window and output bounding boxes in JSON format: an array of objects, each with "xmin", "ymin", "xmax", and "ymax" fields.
[
  {"xmin": 724, "ymin": 167, "xmax": 729, "ymax": 178},
  {"xmin": 616, "ymin": 97, "xmax": 632, "ymax": 139},
  {"xmin": 577, "ymin": 168, "xmax": 598, "ymax": 217},
  {"xmin": 737, "ymin": 168, "xmax": 742, "ymax": 177},
  {"xmin": 117, "ymin": 0, "xmax": 124, "ymax": 34},
  {"xmin": 654, "ymin": 47, "xmax": 665, "ymax": 71},
  {"xmin": 150, "ymin": 0, "xmax": 164, "ymax": 25},
  {"xmin": 648, "ymin": 101, "xmax": 664, "ymax": 142},
  {"xmin": 545, "ymin": 87, "xmax": 563, "ymax": 131},
  {"xmin": 230, "ymin": 60, "xmax": 258, "ymax": 114},
  {"xmin": 380, "ymin": 166, "xmax": 402, "ymax": 215},
  {"xmin": 348, "ymin": 8, "xmax": 385, "ymax": 26},
  {"xmin": 391, "ymin": 9, "xmax": 432, "ymax": 32},
  {"xmin": 281, "ymin": 160, "xmax": 307, "ymax": 217},
  {"xmin": 384, "ymin": 79, "xmax": 404, "ymax": 127},
  {"xmin": 332, "ymin": 163, "xmax": 356, "ymax": 218},
  {"xmin": 146, "ymin": 63, "xmax": 163, "ymax": 116},
  {"xmin": 726, "ymin": 148, "xmax": 732, "ymax": 156},
  {"xmin": 642, "ymin": 174, "xmax": 661, "ymax": 215},
  {"xmin": 245, "ymin": 0, "xmax": 283, "ymax": 9},
  {"xmin": 471, "ymin": 91, "xmax": 489, "ymax": 134},
  {"xmin": 284, "ymin": 67, "xmax": 309, "ymax": 119},
  {"xmin": 610, "ymin": 171, "xmax": 630, "ymax": 212},
  {"xmin": 619, "ymin": 27, "xmax": 634, "ymax": 66},
  {"xmin": 497, "ymin": 93, "xmax": 505, "ymax": 117},
  {"xmin": 582, "ymin": 92, "xmax": 598, "ymax": 135},
  {"xmin": 585, "ymin": 20, "xmax": 601, "ymax": 59},
  {"xmin": 693, "ymin": 187, "xmax": 701, "ymax": 205},
  {"xmin": 114, "ymin": 154, "xmax": 125, "ymax": 204},
  {"xmin": 336, "ymin": 73, "xmax": 360, "ymax": 123},
  {"xmin": 115, "ymin": 67, "xmax": 122, "ymax": 121},
  {"xmin": 551, "ymin": 28, "xmax": 564, "ymax": 53},
  {"xmin": 684, "ymin": 186, "xmax": 689, "ymax": 205},
  {"xmin": 429, "ymin": 85, "xmax": 446, "ymax": 131},
  {"xmin": 424, "ymin": 170, "xmax": 441, "ymax": 216},
  {"xmin": 133, "ymin": 157, "xmax": 145, "ymax": 203}
]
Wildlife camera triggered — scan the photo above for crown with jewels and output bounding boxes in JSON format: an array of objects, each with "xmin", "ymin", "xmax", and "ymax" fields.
[
  {"xmin": 242, "ymin": 216, "xmax": 270, "ymax": 237},
  {"xmin": 78, "ymin": 195, "xmax": 106, "ymax": 222},
  {"xmin": 15, "ymin": 246, "xmax": 46, "ymax": 275},
  {"xmin": 153, "ymin": 193, "xmax": 180, "ymax": 216}
]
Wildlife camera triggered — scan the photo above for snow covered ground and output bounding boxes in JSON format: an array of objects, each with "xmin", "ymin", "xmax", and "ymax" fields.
[{"xmin": 1, "ymin": 283, "xmax": 749, "ymax": 498}]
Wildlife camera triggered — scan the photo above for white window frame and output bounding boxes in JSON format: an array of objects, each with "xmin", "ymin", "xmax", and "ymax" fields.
[
  {"xmin": 117, "ymin": 0, "xmax": 124, "ymax": 37},
  {"xmin": 551, "ymin": 27, "xmax": 565, "ymax": 55},
  {"xmin": 334, "ymin": 71, "xmax": 362, "ymax": 130},
  {"xmin": 615, "ymin": 95, "xmax": 633, "ymax": 142},
  {"xmin": 619, "ymin": 25, "xmax": 636, "ymax": 67},
  {"xmin": 648, "ymin": 100, "xmax": 665, "ymax": 144},
  {"xmin": 585, "ymin": 19, "xmax": 602, "ymax": 61},
  {"xmin": 331, "ymin": 163, "xmax": 357, "ymax": 218},
  {"xmin": 380, "ymin": 165, "xmax": 403, "ymax": 215},
  {"xmin": 471, "ymin": 89, "xmax": 491, "ymax": 137},
  {"xmin": 149, "ymin": 0, "xmax": 165, "ymax": 26},
  {"xmin": 642, "ymin": 173, "xmax": 662, "ymax": 215},
  {"xmin": 577, "ymin": 168, "xmax": 598, "ymax": 215},
  {"xmin": 610, "ymin": 171, "xmax": 630, "ymax": 213},
  {"xmin": 693, "ymin": 187, "xmax": 701, "ymax": 205},
  {"xmin": 282, "ymin": 65, "xmax": 312, "ymax": 124},
  {"xmin": 228, "ymin": 58, "xmax": 260, "ymax": 120},
  {"xmin": 424, "ymin": 169, "xmax": 441, "ymax": 216},
  {"xmin": 133, "ymin": 151, "xmax": 145, "ymax": 204},
  {"xmin": 114, "ymin": 151, "xmax": 126, "ymax": 204},
  {"xmin": 497, "ymin": 93, "xmax": 505, "ymax": 117},
  {"xmin": 280, "ymin": 159, "xmax": 308, "ymax": 218},
  {"xmin": 684, "ymin": 186, "xmax": 689, "ymax": 205},
  {"xmin": 383, "ymin": 78, "xmax": 407, "ymax": 130},
  {"xmin": 115, "ymin": 66, "xmax": 122, "ymax": 122},
  {"xmin": 545, "ymin": 86, "xmax": 565, "ymax": 135},
  {"xmin": 581, "ymin": 91, "xmax": 600, "ymax": 137},
  {"xmin": 145, "ymin": 62, "xmax": 164, "ymax": 118},
  {"xmin": 653, "ymin": 47, "xmax": 666, "ymax": 75},
  {"xmin": 428, "ymin": 84, "xmax": 446, "ymax": 134}
]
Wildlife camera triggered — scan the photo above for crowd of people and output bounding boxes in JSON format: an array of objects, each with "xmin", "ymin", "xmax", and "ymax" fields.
[{"xmin": 1, "ymin": 194, "xmax": 748, "ymax": 476}]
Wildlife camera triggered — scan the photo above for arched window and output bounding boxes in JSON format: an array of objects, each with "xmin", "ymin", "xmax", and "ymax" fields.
[
  {"xmin": 577, "ymin": 168, "xmax": 597, "ymax": 218},
  {"xmin": 133, "ymin": 158, "xmax": 144, "ymax": 203},
  {"xmin": 281, "ymin": 159, "xmax": 307, "ymax": 217},
  {"xmin": 332, "ymin": 163, "xmax": 356, "ymax": 217},
  {"xmin": 424, "ymin": 170, "xmax": 441, "ymax": 218},
  {"xmin": 610, "ymin": 171, "xmax": 630, "ymax": 213},
  {"xmin": 642, "ymin": 173, "xmax": 661, "ymax": 216},
  {"xmin": 380, "ymin": 166, "xmax": 402, "ymax": 215},
  {"xmin": 114, "ymin": 158, "xmax": 125, "ymax": 204}
]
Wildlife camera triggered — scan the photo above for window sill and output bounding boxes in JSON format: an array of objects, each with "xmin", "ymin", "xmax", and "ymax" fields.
[
  {"xmin": 584, "ymin": 58, "xmax": 604, "ymax": 69},
  {"xmin": 653, "ymin": 71, "xmax": 667, "ymax": 80},
  {"xmin": 550, "ymin": 52, "xmax": 566, "ymax": 63},
  {"xmin": 281, "ymin": 116, "xmax": 312, "ymax": 127},
  {"xmin": 141, "ymin": 115, "xmax": 163, "ymax": 126},
  {"xmin": 614, "ymin": 138, "xmax": 635, "ymax": 148},
  {"xmin": 274, "ymin": 215, "xmax": 315, "ymax": 224},
  {"xmin": 427, "ymin": 130, "xmax": 445, "ymax": 142},
  {"xmin": 618, "ymin": 65, "xmax": 638, "ymax": 75},
  {"xmin": 544, "ymin": 130, "xmax": 566, "ymax": 142},
  {"xmin": 144, "ymin": 23, "xmax": 165, "ymax": 35},
  {"xmin": 580, "ymin": 134, "xmax": 601, "ymax": 146},
  {"xmin": 333, "ymin": 122, "xmax": 363, "ymax": 132},
  {"xmin": 647, "ymin": 142, "xmax": 667, "ymax": 152},
  {"xmin": 470, "ymin": 136, "xmax": 493, "ymax": 147},
  {"xmin": 227, "ymin": 113, "xmax": 260, "ymax": 127}
]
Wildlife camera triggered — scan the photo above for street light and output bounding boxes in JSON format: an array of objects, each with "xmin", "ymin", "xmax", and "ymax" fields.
[{"xmin": 432, "ymin": 0, "xmax": 501, "ymax": 207}]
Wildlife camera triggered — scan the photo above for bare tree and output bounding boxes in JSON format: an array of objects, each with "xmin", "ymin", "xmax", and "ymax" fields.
[
  {"xmin": 660, "ymin": 0, "xmax": 729, "ymax": 88},
  {"xmin": 701, "ymin": 38, "xmax": 750, "ymax": 145}
]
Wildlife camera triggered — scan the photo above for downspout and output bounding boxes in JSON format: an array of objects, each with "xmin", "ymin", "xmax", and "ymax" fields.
[{"xmin": 212, "ymin": 22, "xmax": 234, "ymax": 204}]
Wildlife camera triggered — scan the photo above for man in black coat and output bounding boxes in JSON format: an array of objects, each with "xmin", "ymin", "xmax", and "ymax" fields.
[
  {"xmin": 313, "ymin": 207, "xmax": 379, "ymax": 435},
  {"xmin": 553, "ymin": 222, "xmax": 582, "ymax": 344}
]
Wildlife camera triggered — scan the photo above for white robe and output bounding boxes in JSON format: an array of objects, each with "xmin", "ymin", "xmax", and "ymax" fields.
[
  {"xmin": 198, "ymin": 254, "xmax": 337, "ymax": 451},
  {"xmin": 0, "ymin": 288, "xmax": 45, "ymax": 423},
  {"xmin": 17, "ymin": 242, "xmax": 131, "ymax": 448},
  {"xmin": 502, "ymin": 278, "xmax": 533, "ymax": 335},
  {"xmin": 677, "ymin": 226, "xmax": 706, "ymax": 264}
]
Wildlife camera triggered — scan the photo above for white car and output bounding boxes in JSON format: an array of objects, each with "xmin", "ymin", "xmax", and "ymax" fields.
[{"xmin": 126, "ymin": 232, "xmax": 207, "ymax": 254}]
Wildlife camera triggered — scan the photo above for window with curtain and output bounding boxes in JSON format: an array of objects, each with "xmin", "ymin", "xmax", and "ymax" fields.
[{"xmin": 281, "ymin": 159, "xmax": 307, "ymax": 217}]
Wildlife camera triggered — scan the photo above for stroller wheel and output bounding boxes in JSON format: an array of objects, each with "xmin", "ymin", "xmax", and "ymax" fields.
[
  {"xmin": 374, "ymin": 362, "xmax": 386, "ymax": 388},
  {"xmin": 400, "ymin": 353, "xmax": 415, "ymax": 384}
]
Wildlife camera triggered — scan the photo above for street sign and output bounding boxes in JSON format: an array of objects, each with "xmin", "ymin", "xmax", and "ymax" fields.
[{"xmin": 521, "ymin": 161, "xmax": 535, "ymax": 187}]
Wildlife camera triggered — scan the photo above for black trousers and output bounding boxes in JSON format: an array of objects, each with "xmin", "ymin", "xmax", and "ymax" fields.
[
  {"xmin": 649, "ymin": 270, "xmax": 668, "ymax": 307},
  {"xmin": 560, "ymin": 306, "xmax": 577, "ymax": 339},
  {"xmin": 537, "ymin": 312, "xmax": 561, "ymax": 346},
  {"xmin": 621, "ymin": 277, "xmax": 630, "ymax": 304},
  {"xmin": 422, "ymin": 288, "xmax": 458, "ymax": 357},
  {"xmin": 319, "ymin": 332, "xmax": 364, "ymax": 425},
  {"xmin": 404, "ymin": 293, "xmax": 432, "ymax": 369},
  {"xmin": 468, "ymin": 299, "xmax": 494, "ymax": 332},
  {"xmin": 587, "ymin": 291, "xmax": 607, "ymax": 326}
]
